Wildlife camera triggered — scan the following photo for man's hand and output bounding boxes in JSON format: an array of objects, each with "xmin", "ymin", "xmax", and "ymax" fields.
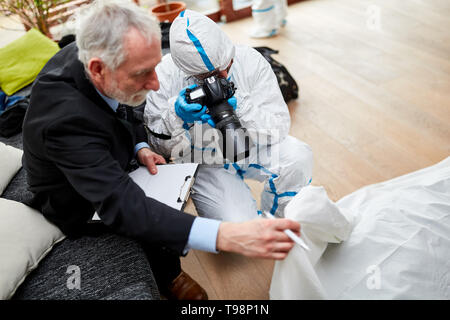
[
  {"xmin": 137, "ymin": 147, "xmax": 166, "ymax": 175},
  {"xmin": 216, "ymin": 218, "xmax": 301, "ymax": 260}
]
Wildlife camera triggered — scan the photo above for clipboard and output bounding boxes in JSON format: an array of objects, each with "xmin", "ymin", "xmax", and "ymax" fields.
[{"xmin": 91, "ymin": 163, "xmax": 199, "ymax": 221}]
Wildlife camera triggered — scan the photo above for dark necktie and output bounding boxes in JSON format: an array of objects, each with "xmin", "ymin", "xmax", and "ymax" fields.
[{"xmin": 116, "ymin": 104, "xmax": 127, "ymax": 120}]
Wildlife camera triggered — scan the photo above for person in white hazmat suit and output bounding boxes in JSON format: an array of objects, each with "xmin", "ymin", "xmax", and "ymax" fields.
[
  {"xmin": 251, "ymin": 0, "xmax": 288, "ymax": 38},
  {"xmin": 144, "ymin": 10, "xmax": 313, "ymax": 222}
]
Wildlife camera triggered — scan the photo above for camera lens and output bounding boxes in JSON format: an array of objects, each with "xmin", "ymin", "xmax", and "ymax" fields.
[
  {"xmin": 195, "ymin": 75, "xmax": 254, "ymax": 161},
  {"xmin": 211, "ymin": 102, "xmax": 254, "ymax": 162}
]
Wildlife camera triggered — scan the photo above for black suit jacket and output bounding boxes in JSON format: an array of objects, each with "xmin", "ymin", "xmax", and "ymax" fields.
[{"xmin": 22, "ymin": 43, "xmax": 195, "ymax": 255}]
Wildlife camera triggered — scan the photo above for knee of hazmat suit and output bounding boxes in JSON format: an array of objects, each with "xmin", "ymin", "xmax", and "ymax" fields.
[{"xmin": 169, "ymin": 10, "xmax": 235, "ymax": 76}]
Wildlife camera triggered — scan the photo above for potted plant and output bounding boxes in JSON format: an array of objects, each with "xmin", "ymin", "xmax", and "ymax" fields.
[
  {"xmin": 150, "ymin": 0, "xmax": 186, "ymax": 23},
  {"xmin": 0, "ymin": 0, "xmax": 71, "ymax": 39}
]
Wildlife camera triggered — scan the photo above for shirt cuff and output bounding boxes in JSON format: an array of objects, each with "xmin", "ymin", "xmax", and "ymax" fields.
[
  {"xmin": 134, "ymin": 142, "xmax": 150, "ymax": 155},
  {"xmin": 183, "ymin": 217, "xmax": 221, "ymax": 255}
]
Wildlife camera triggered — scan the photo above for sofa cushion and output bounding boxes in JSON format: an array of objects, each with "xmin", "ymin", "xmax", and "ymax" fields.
[
  {"xmin": 12, "ymin": 232, "xmax": 160, "ymax": 300},
  {"xmin": 0, "ymin": 29, "xmax": 59, "ymax": 95},
  {"xmin": 0, "ymin": 198, "xmax": 66, "ymax": 299}
]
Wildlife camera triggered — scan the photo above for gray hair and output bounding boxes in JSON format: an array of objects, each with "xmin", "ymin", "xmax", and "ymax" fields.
[{"xmin": 75, "ymin": 0, "xmax": 161, "ymax": 71}]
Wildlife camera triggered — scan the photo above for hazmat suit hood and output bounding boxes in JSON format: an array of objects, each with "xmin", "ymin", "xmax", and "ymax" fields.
[{"xmin": 169, "ymin": 10, "xmax": 235, "ymax": 76}]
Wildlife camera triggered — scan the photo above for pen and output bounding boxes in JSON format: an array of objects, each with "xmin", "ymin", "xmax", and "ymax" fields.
[{"xmin": 263, "ymin": 211, "xmax": 311, "ymax": 251}]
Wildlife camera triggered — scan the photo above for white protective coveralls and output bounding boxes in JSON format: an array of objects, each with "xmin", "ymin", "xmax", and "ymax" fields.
[
  {"xmin": 251, "ymin": 0, "xmax": 288, "ymax": 38},
  {"xmin": 144, "ymin": 10, "xmax": 313, "ymax": 222}
]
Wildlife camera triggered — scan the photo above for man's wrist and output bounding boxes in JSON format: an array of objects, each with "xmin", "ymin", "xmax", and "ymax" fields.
[
  {"xmin": 134, "ymin": 142, "xmax": 150, "ymax": 155},
  {"xmin": 216, "ymin": 221, "xmax": 232, "ymax": 252},
  {"xmin": 187, "ymin": 217, "xmax": 221, "ymax": 253}
]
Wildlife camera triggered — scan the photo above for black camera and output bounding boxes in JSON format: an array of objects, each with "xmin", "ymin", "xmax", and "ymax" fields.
[{"xmin": 186, "ymin": 76, "xmax": 254, "ymax": 162}]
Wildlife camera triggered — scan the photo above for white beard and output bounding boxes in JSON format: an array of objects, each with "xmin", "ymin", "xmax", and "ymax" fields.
[{"xmin": 104, "ymin": 78, "xmax": 149, "ymax": 107}]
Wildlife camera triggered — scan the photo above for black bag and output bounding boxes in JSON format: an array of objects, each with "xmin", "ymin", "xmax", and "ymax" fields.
[{"xmin": 254, "ymin": 46, "xmax": 299, "ymax": 103}]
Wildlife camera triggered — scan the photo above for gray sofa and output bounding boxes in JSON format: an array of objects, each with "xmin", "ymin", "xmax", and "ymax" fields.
[{"xmin": 0, "ymin": 131, "xmax": 160, "ymax": 300}]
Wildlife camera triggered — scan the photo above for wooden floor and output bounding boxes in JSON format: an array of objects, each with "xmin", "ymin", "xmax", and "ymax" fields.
[{"xmin": 181, "ymin": 0, "xmax": 450, "ymax": 299}]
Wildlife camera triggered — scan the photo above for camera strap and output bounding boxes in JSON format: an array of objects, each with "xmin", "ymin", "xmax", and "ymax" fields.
[{"xmin": 145, "ymin": 125, "xmax": 172, "ymax": 140}]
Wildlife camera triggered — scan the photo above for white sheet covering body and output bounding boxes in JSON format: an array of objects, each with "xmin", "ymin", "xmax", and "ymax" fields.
[
  {"xmin": 269, "ymin": 185, "xmax": 354, "ymax": 299},
  {"xmin": 270, "ymin": 157, "xmax": 450, "ymax": 299}
]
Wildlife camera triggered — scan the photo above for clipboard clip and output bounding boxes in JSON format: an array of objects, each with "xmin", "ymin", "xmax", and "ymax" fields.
[{"xmin": 177, "ymin": 175, "xmax": 192, "ymax": 203}]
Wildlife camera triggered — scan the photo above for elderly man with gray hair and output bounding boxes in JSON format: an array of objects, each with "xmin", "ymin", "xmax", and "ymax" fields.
[{"xmin": 22, "ymin": 0, "xmax": 301, "ymax": 300}]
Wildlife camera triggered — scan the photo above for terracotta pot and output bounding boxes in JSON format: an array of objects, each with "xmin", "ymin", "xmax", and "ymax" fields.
[{"xmin": 150, "ymin": 1, "xmax": 186, "ymax": 23}]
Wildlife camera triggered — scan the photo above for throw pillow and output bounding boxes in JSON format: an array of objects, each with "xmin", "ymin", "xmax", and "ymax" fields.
[
  {"xmin": 0, "ymin": 28, "xmax": 59, "ymax": 96},
  {"xmin": 0, "ymin": 142, "xmax": 23, "ymax": 195},
  {"xmin": 0, "ymin": 198, "xmax": 65, "ymax": 299}
]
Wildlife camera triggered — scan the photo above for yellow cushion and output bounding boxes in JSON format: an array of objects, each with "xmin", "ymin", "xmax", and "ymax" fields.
[{"xmin": 0, "ymin": 29, "xmax": 59, "ymax": 95}]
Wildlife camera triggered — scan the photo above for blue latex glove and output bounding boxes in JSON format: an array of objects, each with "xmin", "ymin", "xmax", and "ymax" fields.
[
  {"xmin": 175, "ymin": 84, "xmax": 207, "ymax": 123},
  {"xmin": 228, "ymin": 96, "xmax": 237, "ymax": 110},
  {"xmin": 200, "ymin": 113, "xmax": 215, "ymax": 128}
]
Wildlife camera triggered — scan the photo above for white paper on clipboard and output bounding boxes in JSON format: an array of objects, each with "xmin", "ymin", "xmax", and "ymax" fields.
[{"xmin": 92, "ymin": 163, "xmax": 198, "ymax": 221}]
